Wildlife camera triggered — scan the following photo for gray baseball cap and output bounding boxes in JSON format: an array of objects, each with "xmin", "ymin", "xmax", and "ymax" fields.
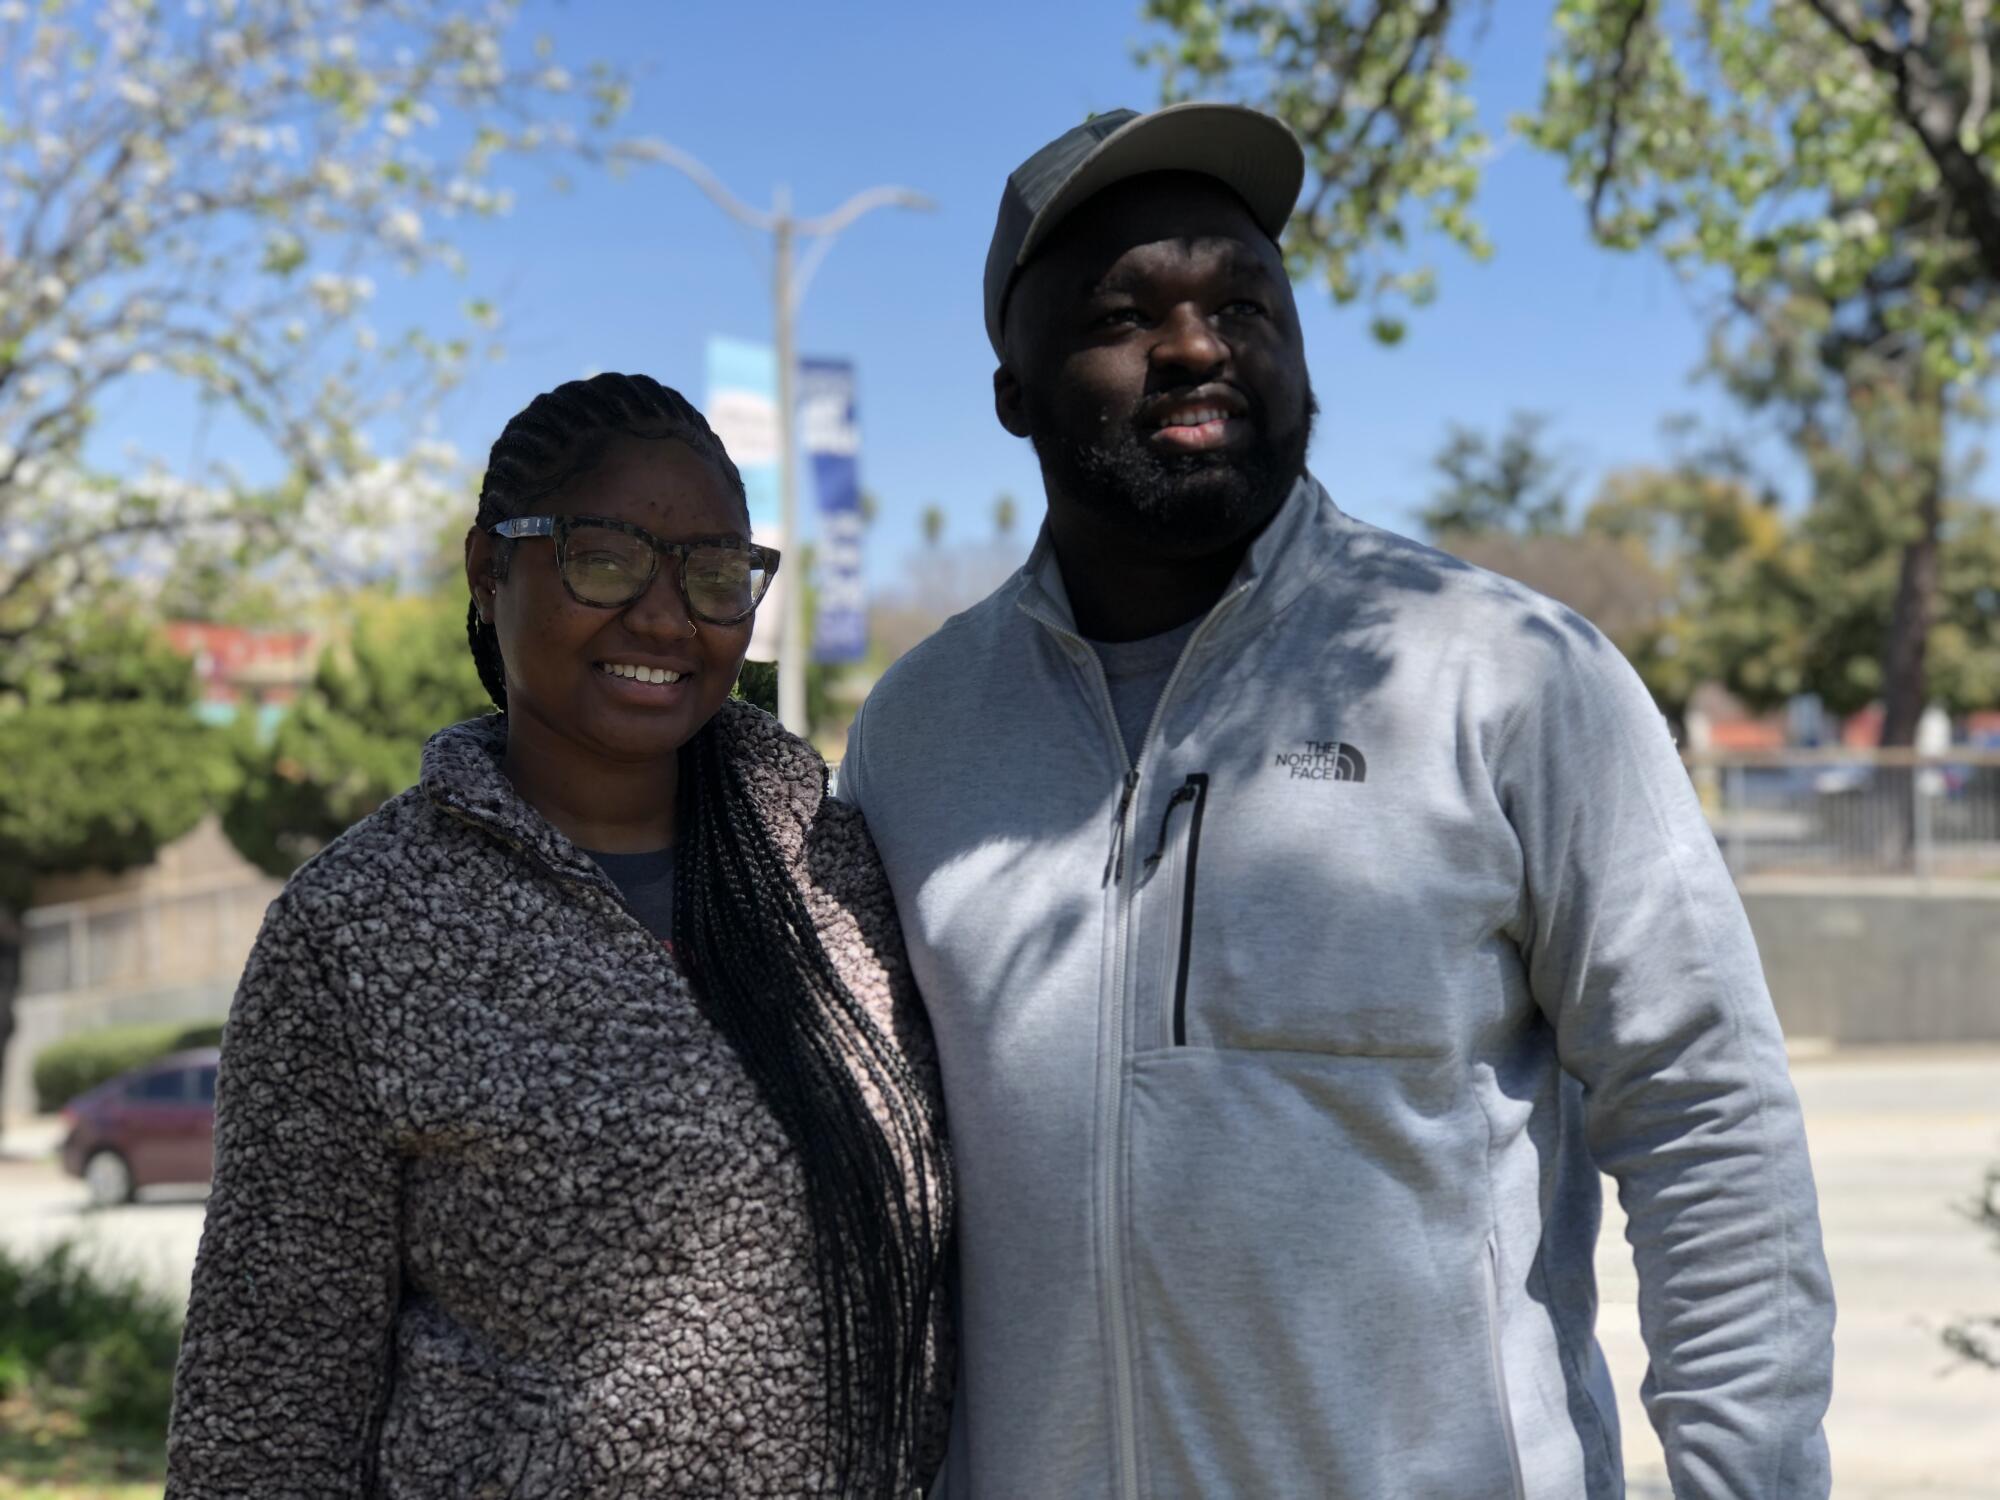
[{"xmin": 983, "ymin": 102, "xmax": 1305, "ymax": 357}]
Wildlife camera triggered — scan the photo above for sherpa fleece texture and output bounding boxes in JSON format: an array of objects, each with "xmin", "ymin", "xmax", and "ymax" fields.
[{"xmin": 165, "ymin": 701, "xmax": 952, "ymax": 1499}]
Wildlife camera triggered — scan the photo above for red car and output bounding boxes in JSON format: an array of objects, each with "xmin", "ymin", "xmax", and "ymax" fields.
[{"xmin": 58, "ymin": 1048, "xmax": 219, "ymax": 1207}]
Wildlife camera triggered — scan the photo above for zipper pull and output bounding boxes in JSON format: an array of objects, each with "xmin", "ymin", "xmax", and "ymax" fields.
[
  {"xmin": 1101, "ymin": 768, "xmax": 1140, "ymax": 887},
  {"xmin": 1142, "ymin": 779, "xmax": 1201, "ymax": 871}
]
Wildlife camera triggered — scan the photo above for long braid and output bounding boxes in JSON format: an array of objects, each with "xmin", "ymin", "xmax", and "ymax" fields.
[{"xmin": 466, "ymin": 373, "xmax": 951, "ymax": 1496}]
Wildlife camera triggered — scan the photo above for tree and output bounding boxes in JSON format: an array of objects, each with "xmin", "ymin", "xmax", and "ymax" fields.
[
  {"xmin": 0, "ymin": 0, "xmax": 630, "ymax": 646},
  {"xmin": 1142, "ymin": 0, "xmax": 1492, "ymax": 344},
  {"xmin": 920, "ymin": 504, "xmax": 945, "ymax": 549},
  {"xmin": 1580, "ymin": 441, "xmax": 2000, "ymax": 723},
  {"xmin": 993, "ymin": 492, "xmax": 1019, "ymax": 539},
  {"xmin": 223, "ymin": 590, "xmax": 489, "ymax": 876},
  {"xmin": 1419, "ymin": 410, "xmax": 1574, "ymax": 537},
  {"xmin": 1417, "ymin": 412, "xmax": 1682, "ymax": 696},
  {"xmin": 1785, "ymin": 2, "xmax": 2000, "ymax": 277},
  {"xmin": 1581, "ymin": 459, "xmax": 1806, "ymax": 719},
  {"xmin": 1523, "ymin": 0, "xmax": 2000, "ymax": 743},
  {"xmin": 0, "ymin": 606, "xmax": 233, "ymax": 1068}
]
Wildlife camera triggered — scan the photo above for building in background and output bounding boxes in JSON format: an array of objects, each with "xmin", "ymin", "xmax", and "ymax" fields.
[{"xmin": 161, "ymin": 622, "xmax": 318, "ymax": 739}]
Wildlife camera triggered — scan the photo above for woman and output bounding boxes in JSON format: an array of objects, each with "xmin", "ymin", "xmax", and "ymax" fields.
[{"xmin": 166, "ymin": 374, "xmax": 953, "ymax": 1498}]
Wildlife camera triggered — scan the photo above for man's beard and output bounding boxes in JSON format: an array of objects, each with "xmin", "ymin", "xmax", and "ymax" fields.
[{"xmin": 1027, "ymin": 384, "xmax": 1316, "ymax": 555}]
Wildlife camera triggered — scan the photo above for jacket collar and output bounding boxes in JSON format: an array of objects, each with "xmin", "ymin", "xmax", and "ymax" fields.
[
  {"xmin": 1014, "ymin": 471, "xmax": 1344, "ymax": 644},
  {"xmin": 418, "ymin": 698, "xmax": 827, "ymax": 882}
]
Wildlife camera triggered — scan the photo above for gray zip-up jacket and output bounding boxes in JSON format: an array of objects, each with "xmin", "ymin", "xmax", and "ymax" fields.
[{"xmin": 837, "ymin": 476, "xmax": 1834, "ymax": 1500}]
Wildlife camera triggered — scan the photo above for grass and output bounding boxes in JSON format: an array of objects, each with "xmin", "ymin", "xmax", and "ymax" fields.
[
  {"xmin": 0, "ymin": 1392, "xmax": 162, "ymax": 1498},
  {"xmin": 0, "ymin": 1243, "xmax": 176, "ymax": 1500}
]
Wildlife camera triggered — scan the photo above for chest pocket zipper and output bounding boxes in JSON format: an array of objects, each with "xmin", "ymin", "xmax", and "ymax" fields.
[{"xmin": 1142, "ymin": 773, "xmax": 1211, "ymax": 1046}]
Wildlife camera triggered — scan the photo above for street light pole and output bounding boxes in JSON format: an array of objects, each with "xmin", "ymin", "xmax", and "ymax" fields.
[
  {"xmin": 771, "ymin": 188, "xmax": 802, "ymax": 733},
  {"xmin": 637, "ymin": 141, "xmax": 933, "ymax": 737}
]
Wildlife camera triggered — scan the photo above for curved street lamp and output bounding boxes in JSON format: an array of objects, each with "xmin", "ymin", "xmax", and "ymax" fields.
[{"xmin": 634, "ymin": 139, "xmax": 934, "ymax": 735}]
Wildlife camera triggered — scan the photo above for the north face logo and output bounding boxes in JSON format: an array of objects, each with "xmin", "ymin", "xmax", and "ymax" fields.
[{"xmin": 1272, "ymin": 741, "xmax": 1367, "ymax": 782}]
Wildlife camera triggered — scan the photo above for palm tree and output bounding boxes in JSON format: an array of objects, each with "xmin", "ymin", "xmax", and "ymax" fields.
[
  {"xmin": 993, "ymin": 492, "xmax": 1018, "ymax": 538},
  {"xmin": 920, "ymin": 504, "xmax": 945, "ymax": 549}
]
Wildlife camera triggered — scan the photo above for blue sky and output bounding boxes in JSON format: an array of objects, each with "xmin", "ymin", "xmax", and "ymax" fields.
[{"xmin": 94, "ymin": 2, "xmax": 1779, "ymax": 591}]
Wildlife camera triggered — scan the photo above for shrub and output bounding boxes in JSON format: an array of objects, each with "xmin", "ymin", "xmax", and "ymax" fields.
[
  {"xmin": 0, "ymin": 1241, "xmax": 183, "ymax": 1439},
  {"xmin": 1944, "ymin": 1165, "xmax": 2000, "ymax": 1371},
  {"xmin": 32, "ymin": 1019, "xmax": 225, "ymax": 1113}
]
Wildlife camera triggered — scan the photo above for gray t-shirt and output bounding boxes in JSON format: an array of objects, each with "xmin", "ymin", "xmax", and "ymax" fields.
[{"xmin": 1090, "ymin": 616, "xmax": 1204, "ymax": 765}]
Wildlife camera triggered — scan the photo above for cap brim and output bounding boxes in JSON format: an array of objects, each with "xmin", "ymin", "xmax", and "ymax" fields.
[{"xmin": 1015, "ymin": 101, "xmax": 1304, "ymax": 269}]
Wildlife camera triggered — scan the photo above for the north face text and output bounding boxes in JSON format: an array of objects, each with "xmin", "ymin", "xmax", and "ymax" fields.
[{"xmin": 1273, "ymin": 741, "xmax": 1367, "ymax": 783}]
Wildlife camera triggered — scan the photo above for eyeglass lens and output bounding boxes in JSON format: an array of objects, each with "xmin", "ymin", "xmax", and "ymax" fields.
[{"xmin": 559, "ymin": 525, "xmax": 771, "ymax": 622}]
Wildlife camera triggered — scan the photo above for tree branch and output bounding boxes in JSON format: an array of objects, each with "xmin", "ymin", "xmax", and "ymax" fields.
[
  {"xmin": 1299, "ymin": 1, "xmax": 1457, "ymax": 228},
  {"xmin": 1588, "ymin": 0, "xmax": 1654, "ymax": 237},
  {"xmin": 1801, "ymin": 0, "xmax": 2000, "ymax": 277},
  {"xmin": 1965, "ymin": 0, "xmax": 1994, "ymax": 149}
]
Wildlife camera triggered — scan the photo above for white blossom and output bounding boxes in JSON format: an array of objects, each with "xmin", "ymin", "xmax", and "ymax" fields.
[{"xmin": 381, "ymin": 207, "xmax": 423, "ymax": 245}]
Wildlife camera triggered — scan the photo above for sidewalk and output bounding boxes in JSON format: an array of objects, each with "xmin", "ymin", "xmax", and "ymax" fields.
[{"xmin": 0, "ymin": 1115, "xmax": 68, "ymax": 1163}]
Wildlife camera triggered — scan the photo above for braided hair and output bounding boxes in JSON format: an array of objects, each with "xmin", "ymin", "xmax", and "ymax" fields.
[{"xmin": 468, "ymin": 373, "xmax": 952, "ymax": 1495}]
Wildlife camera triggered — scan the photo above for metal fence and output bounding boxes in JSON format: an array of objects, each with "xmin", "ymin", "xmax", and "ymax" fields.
[
  {"xmin": 1689, "ymin": 749, "xmax": 2000, "ymax": 880},
  {"xmin": 19, "ymin": 873, "xmax": 281, "ymax": 1000}
]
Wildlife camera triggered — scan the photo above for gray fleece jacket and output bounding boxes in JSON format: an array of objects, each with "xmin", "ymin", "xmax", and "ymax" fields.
[
  {"xmin": 167, "ymin": 703, "xmax": 951, "ymax": 1498},
  {"xmin": 837, "ymin": 476, "xmax": 1834, "ymax": 1500}
]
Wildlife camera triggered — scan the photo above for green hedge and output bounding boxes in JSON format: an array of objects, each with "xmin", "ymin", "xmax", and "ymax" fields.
[{"xmin": 32, "ymin": 1020, "xmax": 225, "ymax": 1113}]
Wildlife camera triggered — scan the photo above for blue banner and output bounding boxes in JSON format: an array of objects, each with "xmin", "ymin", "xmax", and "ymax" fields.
[
  {"xmin": 799, "ymin": 358, "xmax": 866, "ymax": 664},
  {"xmin": 705, "ymin": 336, "xmax": 783, "ymax": 659}
]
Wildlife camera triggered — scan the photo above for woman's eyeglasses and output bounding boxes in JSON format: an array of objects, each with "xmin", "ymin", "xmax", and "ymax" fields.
[{"xmin": 490, "ymin": 516, "xmax": 780, "ymax": 625}]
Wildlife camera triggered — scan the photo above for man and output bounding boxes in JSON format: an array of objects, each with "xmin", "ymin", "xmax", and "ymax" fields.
[{"xmin": 838, "ymin": 103, "xmax": 1835, "ymax": 1499}]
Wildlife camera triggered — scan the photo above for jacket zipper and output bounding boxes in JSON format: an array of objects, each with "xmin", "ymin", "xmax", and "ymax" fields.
[
  {"xmin": 1021, "ymin": 583, "xmax": 1249, "ymax": 1500},
  {"xmin": 1484, "ymin": 1234, "xmax": 1529, "ymax": 1500}
]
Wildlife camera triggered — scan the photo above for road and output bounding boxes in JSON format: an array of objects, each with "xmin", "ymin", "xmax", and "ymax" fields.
[
  {"xmin": 4, "ymin": 1047, "xmax": 1997, "ymax": 1495},
  {"xmin": 0, "ymin": 1155, "xmax": 208, "ymax": 1299}
]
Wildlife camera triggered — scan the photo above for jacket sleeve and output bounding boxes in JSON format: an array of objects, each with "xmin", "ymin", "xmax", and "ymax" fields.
[
  {"xmin": 166, "ymin": 890, "xmax": 399, "ymax": 1499},
  {"xmin": 1494, "ymin": 626, "xmax": 1835, "ymax": 1498},
  {"xmin": 830, "ymin": 693, "xmax": 872, "ymax": 815}
]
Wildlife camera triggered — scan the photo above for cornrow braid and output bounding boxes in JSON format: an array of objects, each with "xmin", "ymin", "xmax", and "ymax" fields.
[{"xmin": 465, "ymin": 373, "xmax": 951, "ymax": 1496}]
